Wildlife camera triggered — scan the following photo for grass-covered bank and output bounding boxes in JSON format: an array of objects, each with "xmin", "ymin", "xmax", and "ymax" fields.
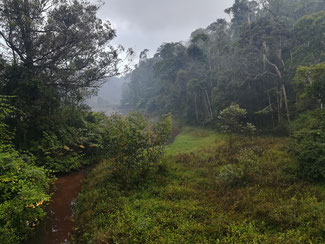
[{"xmin": 73, "ymin": 128, "xmax": 325, "ymax": 243}]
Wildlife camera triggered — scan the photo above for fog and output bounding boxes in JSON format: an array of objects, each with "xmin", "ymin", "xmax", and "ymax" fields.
[{"xmin": 97, "ymin": 0, "xmax": 233, "ymax": 56}]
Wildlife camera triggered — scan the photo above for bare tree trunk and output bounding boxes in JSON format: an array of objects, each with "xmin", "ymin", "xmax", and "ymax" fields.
[
  {"xmin": 202, "ymin": 91, "xmax": 210, "ymax": 119},
  {"xmin": 277, "ymin": 91, "xmax": 281, "ymax": 123},
  {"xmin": 319, "ymin": 99, "xmax": 323, "ymax": 110},
  {"xmin": 204, "ymin": 88, "xmax": 213, "ymax": 118},
  {"xmin": 194, "ymin": 94, "xmax": 199, "ymax": 122},
  {"xmin": 279, "ymin": 87, "xmax": 283, "ymax": 110},
  {"xmin": 267, "ymin": 92, "xmax": 275, "ymax": 128},
  {"xmin": 281, "ymin": 83, "xmax": 290, "ymax": 122}
]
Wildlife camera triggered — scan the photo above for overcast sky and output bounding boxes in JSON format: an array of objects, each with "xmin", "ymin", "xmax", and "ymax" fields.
[{"xmin": 96, "ymin": 0, "xmax": 233, "ymax": 57}]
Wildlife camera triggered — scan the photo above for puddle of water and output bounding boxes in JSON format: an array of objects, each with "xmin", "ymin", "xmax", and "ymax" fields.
[{"xmin": 25, "ymin": 171, "xmax": 86, "ymax": 244}]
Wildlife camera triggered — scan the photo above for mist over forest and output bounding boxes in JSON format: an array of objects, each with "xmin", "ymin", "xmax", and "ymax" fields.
[
  {"xmin": 2, "ymin": 0, "xmax": 325, "ymax": 243},
  {"xmin": 121, "ymin": 0, "xmax": 325, "ymax": 130},
  {"xmin": 86, "ymin": 77, "xmax": 126, "ymax": 114}
]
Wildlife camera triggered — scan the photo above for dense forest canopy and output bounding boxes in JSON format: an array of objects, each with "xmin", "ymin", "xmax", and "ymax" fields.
[{"xmin": 122, "ymin": 0, "xmax": 325, "ymax": 130}]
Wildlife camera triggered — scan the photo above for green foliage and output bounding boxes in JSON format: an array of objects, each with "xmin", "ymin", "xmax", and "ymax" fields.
[
  {"xmin": 293, "ymin": 63, "xmax": 325, "ymax": 111},
  {"xmin": 121, "ymin": 1, "xmax": 325, "ymax": 129},
  {"xmin": 101, "ymin": 111, "xmax": 172, "ymax": 186},
  {"xmin": 120, "ymin": 1, "xmax": 325, "ymax": 132},
  {"xmin": 291, "ymin": 110, "xmax": 325, "ymax": 180},
  {"xmin": 294, "ymin": 11, "xmax": 325, "ymax": 65},
  {"xmin": 27, "ymin": 106, "xmax": 107, "ymax": 172},
  {"xmin": 3, "ymin": 0, "xmax": 325, "ymax": 241},
  {"xmin": 0, "ymin": 96, "xmax": 15, "ymax": 148},
  {"xmin": 165, "ymin": 127, "xmax": 222, "ymax": 155},
  {"xmin": 0, "ymin": 0, "xmax": 122, "ymax": 153},
  {"xmin": 0, "ymin": 0, "xmax": 120, "ymax": 92},
  {"xmin": 0, "ymin": 98, "xmax": 52, "ymax": 243},
  {"xmin": 74, "ymin": 128, "xmax": 325, "ymax": 243},
  {"xmin": 217, "ymin": 149, "xmax": 260, "ymax": 186},
  {"xmin": 218, "ymin": 103, "xmax": 256, "ymax": 135},
  {"xmin": 218, "ymin": 163, "xmax": 245, "ymax": 186},
  {"xmin": 0, "ymin": 150, "xmax": 51, "ymax": 243}
]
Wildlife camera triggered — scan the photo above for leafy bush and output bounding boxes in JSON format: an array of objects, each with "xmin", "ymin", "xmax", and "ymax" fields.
[
  {"xmin": 30, "ymin": 107, "xmax": 106, "ymax": 172},
  {"xmin": 218, "ymin": 103, "xmax": 256, "ymax": 135},
  {"xmin": 0, "ymin": 150, "xmax": 51, "ymax": 243},
  {"xmin": 217, "ymin": 149, "xmax": 260, "ymax": 186},
  {"xmin": 218, "ymin": 163, "xmax": 245, "ymax": 185},
  {"xmin": 291, "ymin": 110, "xmax": 325, "ymax": 180},
  {"xmin": 0, "ymin": 96, "xmax": 15, "ymax": 148},
  {"xmin": 0, "ymin": 98, "xmax": 51, "ymax": 243},
  {"xmin": 102, "ymin": 111, "xmax": 172, "ymax": 186}
]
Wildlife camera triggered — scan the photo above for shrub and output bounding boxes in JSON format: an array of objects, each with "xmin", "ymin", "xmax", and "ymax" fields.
[
  {"xmin": 217, "ymin": 149, "xmax": 260, "ymax": 186},
  {"xmin": 0, "ymin": 150, "xmax": 51, "ymax": 243},
  {"xmin": 218, "ymin": 103, "xmax": 256, "ymax": 135},
  {"xmin": 218, "ymin": 163, "xmax": 245, "ymax": 186},
  {"xmin": 0, "ymin": 96, "xmax": 15, "ymax": 148},
  {"xmin": 291, "ymin": 110, "xmax": 325, "ymax": 180},
  {"xmin": 0, "ymin": 98, "xmax": 51, "ymax": 243},
  {"xmin": 102, "ymin": 111, "xmax": 172, "ymax": 186},
  {"xmin": 30, "ymin": 107, "xmax": 106, "ymax": 172}
]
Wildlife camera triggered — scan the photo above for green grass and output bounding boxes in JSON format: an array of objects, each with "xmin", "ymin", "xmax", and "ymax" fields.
[
  {"xmin": 165, "ymin": 127, "xmax": 224, "ymax": 155},
  {"xmin": 74, "ymin": 127, "xmax": 325, "ymax": 243}
]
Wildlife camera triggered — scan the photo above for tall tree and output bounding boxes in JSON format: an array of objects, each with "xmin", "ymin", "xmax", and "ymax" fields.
[
  {"xmin": 0, "ymin": 0, "xmax": 122, "ymax": 144},
  {"xmin": 0, "ymin": 0, "xmax": 120, "ymax": 94}
]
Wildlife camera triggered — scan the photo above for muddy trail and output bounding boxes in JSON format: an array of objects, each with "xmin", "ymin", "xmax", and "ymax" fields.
[
  {"xmin": 24, "ymin": 122, "xmax": 179, "ymax": 244},
  {"xmin": 25, "ymin": 171, "xmax": 86, "ymax": 244}
]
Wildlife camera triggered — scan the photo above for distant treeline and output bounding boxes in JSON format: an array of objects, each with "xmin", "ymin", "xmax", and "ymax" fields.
[{"xmin": 122, "ymin": 0, "xmax": 325, "ymax": 130}]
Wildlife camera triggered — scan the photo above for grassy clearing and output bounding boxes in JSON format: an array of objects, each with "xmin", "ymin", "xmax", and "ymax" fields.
[
  {"xmin": 165, "ymin": 127, "xmax": 224, "ymax": 155},
  {"xmin": 74, "ymin": 128, "xmax": 325, "ymax": 243}
]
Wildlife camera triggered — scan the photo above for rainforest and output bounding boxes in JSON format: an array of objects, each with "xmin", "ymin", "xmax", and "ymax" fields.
[{"xmin": 1, "ymin": 0, "xmax": 325, "ymax": 243}]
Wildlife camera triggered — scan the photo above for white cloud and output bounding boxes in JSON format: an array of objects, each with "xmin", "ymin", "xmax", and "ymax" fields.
[{"xmin": 97, "ymin": 0, "xmax": 233, "ymax": 56}]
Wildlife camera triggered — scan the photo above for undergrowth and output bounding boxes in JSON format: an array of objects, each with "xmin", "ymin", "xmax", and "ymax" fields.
[{"xmin": 74, "ymin": 127, "xmax": 325, "ymax": 243}]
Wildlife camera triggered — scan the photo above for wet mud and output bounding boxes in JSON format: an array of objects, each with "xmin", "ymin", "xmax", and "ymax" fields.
[{"xmin": 25, "ymin": 171, "xmax": 86, "ymax": 244}]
